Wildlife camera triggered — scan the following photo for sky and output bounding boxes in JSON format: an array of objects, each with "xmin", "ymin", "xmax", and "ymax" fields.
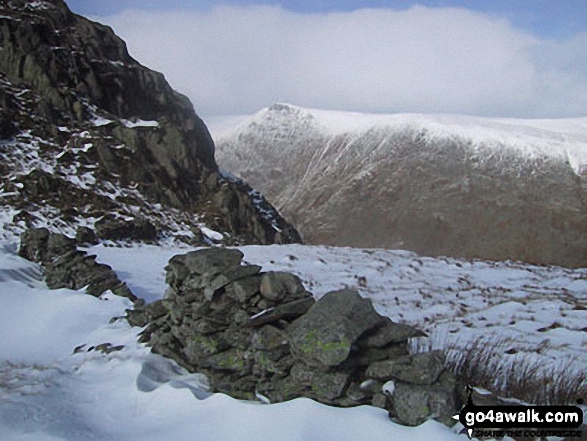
[{"xmin": 66, "ymin": 0, "xmax": 587, "ymax": 119}]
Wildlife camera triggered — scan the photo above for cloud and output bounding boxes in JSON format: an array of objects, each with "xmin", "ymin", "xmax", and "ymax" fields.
[{"xmin": 96, "ymin": 5, "xmax": 587, "ymax": 118}]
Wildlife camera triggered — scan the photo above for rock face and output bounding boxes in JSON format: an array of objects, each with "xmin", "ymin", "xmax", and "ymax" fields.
[
  {"xmin": 0, "ymin": 0, "xmax": 300, "ymax": 245},
  {"xmin": 19, "ymin": 227, "xmax": 136, "ymax": 301},
  {"xmin": 130, "ymin": 248, "xmax": 458, "ymax": 426},
  {"xmin": 215, "ymin": 103, "xmax": 587, "ymax": 267}
]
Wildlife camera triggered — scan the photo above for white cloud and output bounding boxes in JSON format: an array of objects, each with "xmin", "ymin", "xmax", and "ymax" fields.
[{"xmin": 97, "ymin": 5, "xmax": 587, "ymax": 118}]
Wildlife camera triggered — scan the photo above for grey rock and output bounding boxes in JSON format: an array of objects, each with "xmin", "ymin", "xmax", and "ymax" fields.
[
  {"xmin": 199, "ymin": 348, "xmax": 250, "ymax": 373},
  {"xmin": 18, "ymin": 227, "xmax": 50, "ymax": 262},
  {"xmin": 366, "ymin": 351, "xmax": 446, "ymax": 385},
  {"xmin": 95, "ymin": 216, "xmax": 157, "ymax": 242},
  {"xmin": 183, "ymin": 248, "xmax": 244, "ymax": 276},
  {"xmin": 372, "ymin": 393, "xmax": 388, "ymax": 409},
  {"xmin": 246, "ymin": 297, "xmax": 315, "ymax": 327},
  {"xmin": 75, "ymin": 227, "xmax": 99, "ymax": 246},
  {"xmin": 288, "ymin": 289, "xmax": 384, "ymax": 367},
  {"xmin": 390, "ymin": 371, "xmax": 457, "ymax": 426},
  {"xmin": 0, "ymin": 0, "xmax": 301, "ymax": 248},
  {"xmin": 259, "ymin": 271, "xmax": 308, "ymax": 302},
  {"xmin": 345, "ymin": 343, "xmax": 409, "ymax": 367},
  {"xmin": 357, "ymin": 317, "xmax": 427, "ymax": 348},
  {"xmin": 126, "ymin": 300, "xmax": 167, "ymax": 328},
  {"xmin": 19, "ymin": 229, "xmax": 137, "ymax": 302},
  {"xmin": 252, "ymin": 325, "xmax": 290, "ymax": 352},
  {"xmin": 227, "ymin": 276, "xmax": 261, "ymax": 304}
]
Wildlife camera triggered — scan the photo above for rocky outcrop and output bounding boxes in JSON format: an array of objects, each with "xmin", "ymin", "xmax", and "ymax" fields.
[
  {"xmin": 19, "ymin": 227, "xmax": 136, "ymax": 302},
  {"xmin": 0, "ymin": 0, "xmax": 300, "ymax": 246},
  {"xmin": 215, "ymin": 104, "xmax": 587, "ymax": 267},
  {"xmin": 129, "ymin": 248, "xmax": 458, "ymax": 426}
]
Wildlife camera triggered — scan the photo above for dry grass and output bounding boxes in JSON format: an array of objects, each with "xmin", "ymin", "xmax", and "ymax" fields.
[{"xmin": 412, "ymin": 335, "xmax": 587, "ymax": 406}]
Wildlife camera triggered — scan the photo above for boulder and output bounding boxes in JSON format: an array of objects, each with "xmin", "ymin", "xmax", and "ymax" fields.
[
  {"xmin": 288, "ymin": 290, "xmax": 384, "ymax": 367},
  {"xmin": 259, "ymin": 271, "xmax": 308, "ymax": 302},
  {"xmin": 389, "ymin": 371, "xmax": 458, "ymax": 426}
]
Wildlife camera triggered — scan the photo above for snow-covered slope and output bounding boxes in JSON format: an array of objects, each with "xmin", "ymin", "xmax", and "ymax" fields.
[
  {"xmin": 1, "ymin": 239, "xmax": 585, "ymax": 439},
  {"xmin": 0, "ymin": 241, "xmax": 466, "ymax": 441},
  {"xmin": 214, "ymin": 104, "xmax": 587, "ymax": 267}
]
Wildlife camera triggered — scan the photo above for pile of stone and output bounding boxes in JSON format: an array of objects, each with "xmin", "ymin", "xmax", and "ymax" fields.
[
  {"xmin": 19, "ymin": 227, "xmax": 137, "ymax": 302},
  {"xmin": 129, "ymin": 248, "xmax": 458, "ymax": 426}
]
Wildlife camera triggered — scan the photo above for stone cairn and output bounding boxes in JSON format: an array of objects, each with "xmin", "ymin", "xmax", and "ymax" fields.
[{"xmin": 128, "ymin": 248, "xmax": 458, "ymax": 426}]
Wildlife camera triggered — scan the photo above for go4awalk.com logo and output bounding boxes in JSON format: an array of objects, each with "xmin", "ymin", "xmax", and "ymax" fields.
[{"xmin": 453, "ymin": 391, "xmax": 584, "ymax": 439}]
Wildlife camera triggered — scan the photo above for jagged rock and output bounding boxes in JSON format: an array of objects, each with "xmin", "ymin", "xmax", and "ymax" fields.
[
  {"xmin": 18, "ymin": 228, "xmax": 137, "ymax": 302},
  {"xmin": 19, "ymin": 227, "xmax": 77, "ymax": 263},
  {"xmin": 288, "ymin": 289, "xmax": 384, "ymax": 367},
  {"xmin": 389, "ymin": 371, "xmax": 458, "ymax": 426},
  {"xmin": 172, "ymin": 248, "xmax": 244, "ymax": 277},
  {"xmin": 75, "ymin": 226, "xmax": 99, "ymax": 246},
  {"xmin": 18, "ymin": 227, "xmax": 51, "ymax": 262},
  {"xmin": 95, "ymin": 216, "xmax": 157, "ymax": 242},
  {"xmin": 366, "ymin": 351, "xmax": 446, "ymax": 385},
  {"xmin": 126, "ymin": 299, "xmax": 167, "ymax": 328}
]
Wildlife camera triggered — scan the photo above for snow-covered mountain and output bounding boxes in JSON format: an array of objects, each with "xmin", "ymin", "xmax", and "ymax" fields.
[{"xmin": 214, "ymin": 104, "xmax": 587, "ymax": 267}]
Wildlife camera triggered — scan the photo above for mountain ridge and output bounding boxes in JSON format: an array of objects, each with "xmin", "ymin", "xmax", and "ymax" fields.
[{"xmin": 215, "ymin": 103, "xmax": 587, "ymax": 267}]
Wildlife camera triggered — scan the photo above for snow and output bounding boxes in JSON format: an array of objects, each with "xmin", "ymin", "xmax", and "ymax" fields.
[
  {"xmin": 121, "ymin": 118, "xmax": 160, "ymax": 128},
  {"xmin": 200, "ymin": 226, "xmax": 224, "ymax": 242},
  {"xmin": 87, "ymin": 243, "xmax": 587, "ymax": 375},
  {"xmin": 91, "ymin": 116, "xmax": 114, "ymax": 127},
  {"xmin": 213, "ymin": 103, "xmax": 587, "ymax": 176},
  {"xmin": 0, "ymin": 241, "xmax": 469, "ymax": 440},
  {"xmin": 1, "ymin": 186, "xmax": 584, "ymax": 440}
]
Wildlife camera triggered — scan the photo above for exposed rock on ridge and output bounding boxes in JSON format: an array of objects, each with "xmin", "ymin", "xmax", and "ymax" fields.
[
  {"xmin": 128, "ymin": 248, "xmax": 458, "ymax": 426},
  {"xmin": 0, "ymin": 0, "xmax": 300, "ymax": 245},
  {"xmin": 19, "ymin": 227, "xmax": 137, "ymax": 302}
]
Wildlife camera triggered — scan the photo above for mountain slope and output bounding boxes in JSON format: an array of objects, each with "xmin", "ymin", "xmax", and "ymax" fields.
[
  {"xmin": 0, "ymin": 0, "xmax": 300, "ymax": 245},
  {"xmin": 215, "ymin": 103, "xmax": 587, "ymax": 267}
]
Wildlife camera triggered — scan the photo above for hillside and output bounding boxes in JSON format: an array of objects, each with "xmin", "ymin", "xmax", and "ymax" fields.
[
  {"xmin": 0, "ymin": 0, "xmax": 300, "ymax": 246},
  {"xmin": 215, "ymin": 103, "xmax": 587, "ymax": 267}
]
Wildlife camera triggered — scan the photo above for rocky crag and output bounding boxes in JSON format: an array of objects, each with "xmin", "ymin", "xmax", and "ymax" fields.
[
  {"xmin": 0, "ymin": 0, "xmax": 299, "ymax": 245},
  {"xmin": 128, "ymin": 248, "xmax": 459, "ymax": 426}
]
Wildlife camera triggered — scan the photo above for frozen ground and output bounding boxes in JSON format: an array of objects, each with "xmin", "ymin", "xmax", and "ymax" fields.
[
  {"xmin": 1, "ymin": 240, "xmax": 585, "ymax": 440},
  {"xmin": 0, "ymin": 240, "xmax": 468, "ymax": 441}
]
